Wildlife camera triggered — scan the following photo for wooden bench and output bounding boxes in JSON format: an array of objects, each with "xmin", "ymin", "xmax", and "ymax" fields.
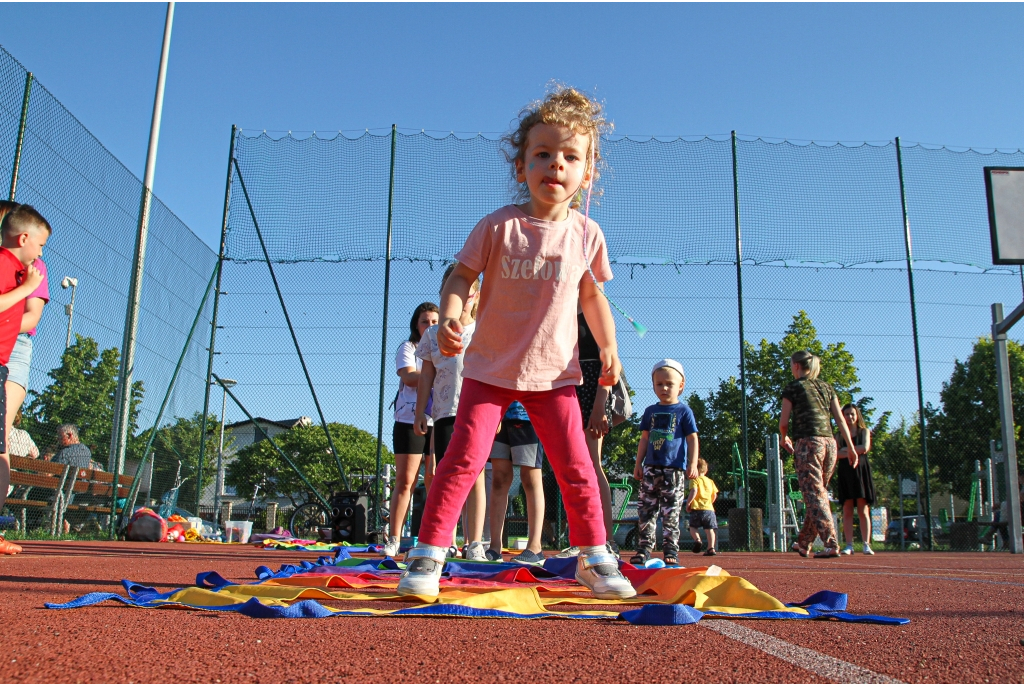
[
  {"xmin": 64, "ymin": 467, "xmax": 134, "ymax": 524},
  {"xmin": 5, "ymin": 455, "xmax": 72, "ymax": 536}
]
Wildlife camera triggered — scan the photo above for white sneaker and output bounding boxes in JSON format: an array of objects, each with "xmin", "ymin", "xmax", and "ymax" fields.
[
  {"xmin": 863, "ymin": 544, "xmax": 875, "ymax": 556},
  {"xmin": 396, "ymin": 545, "xmax": 447, "ymax": 597},
  {"xmin": 382, "ymin": 536, "xmax": 400, "ymax": 558},
  {"xmin": 841, "ymin": 544, "xmax": 854, "ymax": 556},
  {"xmin": 554, "ymin": 545, "xmax": 581, "ymax": 558},
  {"xmin": 464, "ymin": 540, "xmax": 487, "ymax": 561},
  {"xmin": 575, "ymin": 550, "xmax": 637, "ymax": 599}
]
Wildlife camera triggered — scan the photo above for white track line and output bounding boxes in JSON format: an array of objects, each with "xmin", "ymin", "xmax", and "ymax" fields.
[
  {"xmin": 702, "ymin": 619, "xmax": 903, "ymax": 684},
  {"xmin": 743, "ymin": 561, "xmax": 1024, "ymax": 587}
]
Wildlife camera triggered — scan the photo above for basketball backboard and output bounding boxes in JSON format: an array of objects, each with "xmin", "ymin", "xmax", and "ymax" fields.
[{"xmin": 985, "ymin": 167, "xmax": 1024, "ymax": 264}]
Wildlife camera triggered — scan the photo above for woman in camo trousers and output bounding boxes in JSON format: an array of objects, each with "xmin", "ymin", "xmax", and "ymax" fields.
[{"xmin": 779, "ymin": 351, "xmax": 858, "ymax": 559}]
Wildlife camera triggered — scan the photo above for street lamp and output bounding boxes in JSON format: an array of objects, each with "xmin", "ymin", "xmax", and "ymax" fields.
[
  {"xmin": 60, "ymin": 277, "xmax": 78, "ymax": 349},
  {"xmin": 213, "ymin": 378, "xmax": 237, "ymax": 517}
]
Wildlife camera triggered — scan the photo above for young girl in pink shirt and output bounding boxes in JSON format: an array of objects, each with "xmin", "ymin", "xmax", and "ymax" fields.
[{"xmin": 398, "ymin": 87, "xmax": 636, "ymax": 599}]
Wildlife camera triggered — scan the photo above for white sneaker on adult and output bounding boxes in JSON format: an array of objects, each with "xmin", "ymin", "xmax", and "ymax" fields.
[
  {"xmin": 841, "ymin": 544, "xmax": 854, "ymax": 556},
  {"xmin": 464, "ymin": 540, "xmax": 487, "ymax": 562},
  {"xmin": 382, "ymin": 535, "xmax": 401, "ymax": 558},
  {"xmin": 396, "ymin": 545, "xmax": 447, "ymax": 597},
  {"xmin": 863, "ymin": 543, "xmax": 875, "ymax": 555},
  {"xmin": 575, "ymin": 549, "xmax": 637, "ymax": 599}
]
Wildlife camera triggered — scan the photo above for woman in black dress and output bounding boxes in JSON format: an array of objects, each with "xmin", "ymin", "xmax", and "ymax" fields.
[{"xmin": 836, "ymin": 403, "xmax": 876, "ymax": 555}]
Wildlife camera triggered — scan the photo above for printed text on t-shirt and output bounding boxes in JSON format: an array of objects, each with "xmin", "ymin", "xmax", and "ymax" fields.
[{"xmin": 501, "ymin": 255, "xmax": 581, "ymax": 283}]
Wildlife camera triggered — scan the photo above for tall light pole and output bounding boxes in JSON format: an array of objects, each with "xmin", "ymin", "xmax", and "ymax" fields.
[
  {"xmin": 60, "ymin": 277, "xmax": 77, "ymax": 349},
  {"xmin": 107, "ymin": 2, "xmax": 174, "ymax": 533},
  {"xmin": 213, "ymin": 378, "xmax": 237, "ymax": 518}
]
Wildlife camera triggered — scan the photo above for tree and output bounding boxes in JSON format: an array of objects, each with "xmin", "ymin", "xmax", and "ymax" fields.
[
  {"xmin": 23, "ymin": 334, "xmax": 144, "ymax": 460},
  {"xmin": 135, "ymin": 412, "xmax": 227, "ymax": 508},
  {"xmin": 742, "ymin": 310, "xmax": 865, "ymax": 465},
  {"xmin": 226, "ymin": 422, "xmax": 393, "ymax": 505},
  {"xmin": 688, "ymin": 311, "xmax": 865, "ymax": 501},
  {"xmin": 928, "ymin": 336, "xmax": 1024, "ymax": 497}
]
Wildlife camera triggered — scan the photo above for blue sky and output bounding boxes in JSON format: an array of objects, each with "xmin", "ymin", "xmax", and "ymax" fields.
[
  {"xmin": 4, "ymin": 3, "xmax": 1024, "ymax": 451},
  {"xmin": 1, "ymin": 3, "xmax": 1023, "ymax": 249}
]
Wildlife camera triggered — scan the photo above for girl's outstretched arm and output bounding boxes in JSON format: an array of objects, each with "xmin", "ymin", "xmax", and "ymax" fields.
[
  {"xmin": 413, "ymin": 360, "xmax": 436, "ymax": 436},
  {"xmin": 579, "ymin": 277, "xmax": 620, "ymax": 387},
  {"xmin": 437, "ymin": 262, "xmax": 481, "ymax": 357}
]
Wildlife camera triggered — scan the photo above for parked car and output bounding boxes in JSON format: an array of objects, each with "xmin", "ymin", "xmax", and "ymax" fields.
[{"xmin": 885, "ymin": 515, "xmax": 943, "ymax": 546}]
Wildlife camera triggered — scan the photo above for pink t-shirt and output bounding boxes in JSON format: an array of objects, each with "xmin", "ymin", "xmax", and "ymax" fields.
[
  {"xmin": 454, "ymin": 205, "xmax": 613, "ymax": 391},
  {"xmin": 26, "ymin": 259, "xmax": 49, "ymax": 337}
]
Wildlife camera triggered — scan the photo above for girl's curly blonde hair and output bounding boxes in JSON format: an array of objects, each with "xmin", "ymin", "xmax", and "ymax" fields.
[{"xmin": 502, "ymin": 84, "xmax": 612, "ymax": 206}]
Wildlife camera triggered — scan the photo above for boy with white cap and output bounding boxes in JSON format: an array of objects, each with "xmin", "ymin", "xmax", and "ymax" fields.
[{"xmin": 631, "ymin": 359, "xmax": 699, "ymax": 566}]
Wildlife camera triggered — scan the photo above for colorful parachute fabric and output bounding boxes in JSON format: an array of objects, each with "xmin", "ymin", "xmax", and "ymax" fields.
[{"xmin": 46, "ymin": 550, "xmax": 908, "ymax": 625}]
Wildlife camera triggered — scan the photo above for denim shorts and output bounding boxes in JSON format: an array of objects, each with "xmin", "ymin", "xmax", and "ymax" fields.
[
  {"xmin": 490, "ymin": 420, "xmax": 544, "ymax": 469},
  {"xmin": 688, "ymin": 509, "xmax": 718, "ymax": 530},
  {"xmin": 6, "ymin": 333, "xmax": 32, "ymax": 390}
]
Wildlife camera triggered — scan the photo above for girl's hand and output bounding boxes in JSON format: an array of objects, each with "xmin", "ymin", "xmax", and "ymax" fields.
[
  {"xmin": 413, "ymin": 413, "xmax": 430, "ymax": 436},
  {"xmin": 437, "ymin": 317, "xmax": 464, "ymax": 357},
  {"xmin": 782, "ymin": 435, "xmax": 794, "ymax": 454},
  {"xmin": 598, "ymin": 347, "xmax": 621, "ymax": 387},
  {"xmin": 849, "ymin": 453, "xmax": 859, "ymax": 469},
  {"xmin": 587, "ymin": 408, "xmax": 609, "ymax": 438}
]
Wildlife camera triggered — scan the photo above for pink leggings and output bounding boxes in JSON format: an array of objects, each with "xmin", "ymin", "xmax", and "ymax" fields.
[{"xmin": 418, "ymin": 378, "xmax": 605, "ymax": 548}]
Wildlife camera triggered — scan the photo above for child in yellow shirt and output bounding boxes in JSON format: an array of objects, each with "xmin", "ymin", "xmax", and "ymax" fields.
[{"xmin": 685, "ymin": 458, "xmax": 719, "ymax": 556}]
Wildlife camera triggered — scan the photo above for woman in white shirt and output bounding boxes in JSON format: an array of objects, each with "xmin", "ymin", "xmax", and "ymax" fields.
[{"xmin": 385, "ymin": 302, "xmax": 439, "ymax": 557}]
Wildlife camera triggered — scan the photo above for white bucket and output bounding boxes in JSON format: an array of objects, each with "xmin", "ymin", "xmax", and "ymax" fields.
[{"xmin": 225, "ymin": 520, "xmax": 253, "ymax": 544}]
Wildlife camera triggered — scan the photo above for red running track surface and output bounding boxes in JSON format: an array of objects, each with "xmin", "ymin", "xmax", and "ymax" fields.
[{"xmin": 0, "ymin": 541, "xmax": 1022, "ymax": 683}]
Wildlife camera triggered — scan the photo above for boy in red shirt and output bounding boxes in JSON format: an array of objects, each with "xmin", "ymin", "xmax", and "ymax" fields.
[{"xmin": 0, "ymin": 205, "xmax": 48, "ymax": 554}]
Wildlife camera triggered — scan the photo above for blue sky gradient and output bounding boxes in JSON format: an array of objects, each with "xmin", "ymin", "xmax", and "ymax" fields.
[
  {"xmin": 1, "ymin": 3, "xmax": 1023, "ymax": 248},
  {"xmin": 2, "ymin": 3, "xmax": 1024, "ymax": 450}
]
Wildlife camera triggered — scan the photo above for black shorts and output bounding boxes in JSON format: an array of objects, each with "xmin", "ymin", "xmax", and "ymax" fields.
[
  {"xmin": 392, "ymin": 421, "xmax": 431, "ymax": 455},
  {"xmin": 688, "ymin": 510, "xmax": 718, "ymax": 530},
  {"xmin": 433, "ymin": 416, "xmax": 456, "ymax": 463}
]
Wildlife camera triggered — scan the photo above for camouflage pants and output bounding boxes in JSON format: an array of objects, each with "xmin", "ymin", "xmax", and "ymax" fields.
[
  {"xmin": 794, "ymin": 436, "xmax": 839, "ymax": 551},
  {"xmin": 637, "ymin": 466, "xmax": 687, "ymax": 554}
]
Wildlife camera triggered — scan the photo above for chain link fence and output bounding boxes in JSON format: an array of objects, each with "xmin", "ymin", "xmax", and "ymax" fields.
[
  {"xmin": 0, "ymin": 45, "xmax": 217, "ymax": 536},
  {"xmin": 2, "ymin": 36, "xmax": 1021, "ymax": 548},
  {"xmin": 222, "ymin": 128, "xmax": 1024, "ymax": 551}
]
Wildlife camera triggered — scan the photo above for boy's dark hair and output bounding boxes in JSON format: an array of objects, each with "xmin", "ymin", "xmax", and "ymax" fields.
[
  {"xmin": 408, "ymin": 302, "xmax": 439, "ymax": 343},
  {"xmin": 1, "ymin": 204, "xmax": 52, "ymax": 238}
]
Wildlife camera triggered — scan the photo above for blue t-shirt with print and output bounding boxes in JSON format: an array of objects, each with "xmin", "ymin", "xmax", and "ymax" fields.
[
  {"xmin": 639, "ymin": 402, "xmax": 698, "ymax": 469},
  {"xmin": 505, "ymin": 401, "xmax": 530, "ymax": 422}
]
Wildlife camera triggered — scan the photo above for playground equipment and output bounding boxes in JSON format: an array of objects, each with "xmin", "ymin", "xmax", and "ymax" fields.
[
  {"xmin": 764, "ymin": 434, "xmax": 801, "ymax": 552},
  {"xmin": 966, "ymin": 458, "xmax": 997, "ymax": 524},
  {"xmin": 730, "ymin": 438, "xmax": 802, "ymax": 552}
]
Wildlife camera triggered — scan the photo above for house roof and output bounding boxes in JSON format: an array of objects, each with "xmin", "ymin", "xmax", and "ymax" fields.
[{"xmin": 223, "ymin": 417, "xmax": 312, "ymax": 431}]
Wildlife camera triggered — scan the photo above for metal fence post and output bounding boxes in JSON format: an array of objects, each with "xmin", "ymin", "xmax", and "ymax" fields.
[
  {"xmin": 731, "ymin": 131, "xmax": 751, "ymax": 549},
  {"xmin": 8, "ymin": 71, "xmax": 32, "ymax": 201},
  {"xmin": 108, "ymin": 3, "xmax": 174, "ymax": 537},
  {"xmin": 195, "ymin": 125, "xmax": 236, "ymax": 513},
  {"xmin": 894, "ymin": 137, "xmax": 933, "ymax": 550},
  {"xmin": 373, "ymin": 125, "xmax": 397, "ymax": 534},
  {"xmin": 992, "ymin": 303, "xmax": 1023, "ymax": 553}
]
